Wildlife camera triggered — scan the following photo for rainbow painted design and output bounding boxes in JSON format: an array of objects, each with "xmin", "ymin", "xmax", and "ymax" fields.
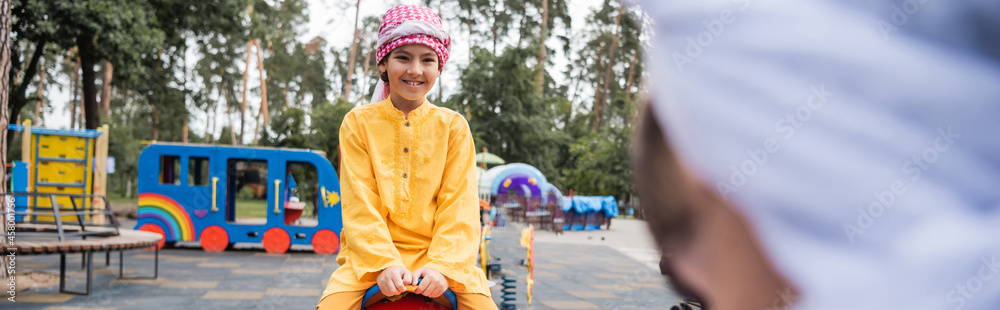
[{"xmin": 137, "ymin": 193, "xmax": 195, "ymax": 242}]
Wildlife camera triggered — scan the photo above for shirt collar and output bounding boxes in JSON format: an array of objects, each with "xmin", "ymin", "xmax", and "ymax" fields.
[{"xmin": 379, "ymin": 97, "xmax": 434, "ymax": 121}]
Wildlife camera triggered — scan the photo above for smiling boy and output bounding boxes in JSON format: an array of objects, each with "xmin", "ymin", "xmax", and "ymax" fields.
[{"xmin": 317, "ymin": 5, "xmax": 495, "ymax": 310}]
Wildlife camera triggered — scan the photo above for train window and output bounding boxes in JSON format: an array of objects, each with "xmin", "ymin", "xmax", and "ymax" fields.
[
  {"xmin": 285, "ymin": 162, "xmax": 319, "ymax": 227},
  {"xmin": 159, "ymin": 155, "xmax": 181, "ymax": 185},
  {"xmin": 189, "ymin": 157, "xmax": 210, "ymax": 186},
  {"xmin": 227, "ymin": 159, "xmax": 269, "ymax": 225}
]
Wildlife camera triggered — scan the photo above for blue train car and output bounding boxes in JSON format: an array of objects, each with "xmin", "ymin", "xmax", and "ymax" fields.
[{"xmin": 134, "ymin": 143, "xmax": 343, "ymax": 254}]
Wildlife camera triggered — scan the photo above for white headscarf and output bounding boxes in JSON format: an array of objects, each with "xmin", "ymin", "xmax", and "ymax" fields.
[{"xmin": 638, "ymin": 0, "xmax": 1000, "ymax": 309}]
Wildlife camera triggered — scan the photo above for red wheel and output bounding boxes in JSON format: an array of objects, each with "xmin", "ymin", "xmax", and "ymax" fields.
[
  {"xmin": 311, "ymin": 229, "xmax": 340, "ymax": 255},
  {"xmin": 200, "ymin": 225, "xmax": 230, "ymax": 252},
  {"xmin": 138, "ymin": 224, "xmax": 167, "ymax": 250},
  {"xmin": 262, "ymin": 227, "xmax": 291, "ymax": 254}
]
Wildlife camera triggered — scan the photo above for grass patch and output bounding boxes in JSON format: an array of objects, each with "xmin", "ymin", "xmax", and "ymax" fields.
[
  {"xmin": 106, "ymin": 195, "xmax": 136, "ymax": 205},
  {"xmin": 235, "ymin": 199, "xmax": 269, "ymax": 219}
]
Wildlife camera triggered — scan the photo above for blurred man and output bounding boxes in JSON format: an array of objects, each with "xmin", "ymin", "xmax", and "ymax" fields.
[{"xmin": 633, "ymin": 1, "xmax": 1000, "ymax": 309}]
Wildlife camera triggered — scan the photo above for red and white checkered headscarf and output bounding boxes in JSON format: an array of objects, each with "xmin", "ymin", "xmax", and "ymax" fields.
[{"xmin": 370, "ymin": 5, "xmax": 451, "ymax": 103}]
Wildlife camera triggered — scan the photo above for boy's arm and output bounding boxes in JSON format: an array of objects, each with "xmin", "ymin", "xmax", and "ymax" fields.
[
  {"xmin": 339, "ymin": 112, "xmax": 405, "ymax": 281},
  {"xmin": 423, "ymin": 115, "xmax": 481, "ymax": 280}
]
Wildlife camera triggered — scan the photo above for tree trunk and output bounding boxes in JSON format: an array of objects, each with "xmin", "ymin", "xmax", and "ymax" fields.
[
  {"xmin": 252, "ymin": 39, "xmax": 268, "ymax": 145},
  {"xmin": 240, "ymin": 39, "xmax": 254, "ymax": 145},
  {"xmin": 182, "ymin": 120, "xmax": 188, "ymax": 143},
  {"xmin": 360, "ymin": 48, "xmax": 372, "ymax": 102},
  {"xmin": 0, "ymin": 0, "xmax": 10, "ymax": 282},
  {"xmin": 205, "ymin": 82, "xmax": 217, "ymax": 143},
  {"xmin": 281, "ymin": 86, "xmax": 288, "ymax": 109},
  {"xmin": 343, "ymin": 0, "xmax": 361, "ymax": 100},
  {"xmin": 593, "ymin": 0, "xmax": 625, "ymax": 133},
  {"xmin": 151, "ymin": 105, "xmax": 159, "ymax": 140},
  {"xmin": 625, "ymin": 48, "xmax": 638, "ymax": 100},
  {"xmin": 6, "ymin": 39, "xmax": 44, "ymax": 152},
  {"xmin": 491, "ymin": 0, "xmax": 498, "ymax": 55},
  {"xmin": 79, "ymin": 35, "xmax": 100, "ymax": 130},
  {"xmin": 80, "ymin": 86, "xmax": 86, "ymax": 128},
  {"xmin": 70, "ymin": 57, "xmax": 80, "ymax": 129},
  {"xmin": 465, "ymin": 16, "xmax": 476, "ymax": 54},
  {"xmin": 205, "ymin": 97, "xmax": 213, "ymax": 143},
  {"xmin": 228, "ymin": 105, "xmax": 237, "ymax": 146},
  {"xmin": 535, "ymin": 0, "xmax": 548, "ymax": 94},
  {"xmin": 101, "ymin": 61, "xmax": 113, "ymax": 118},
  {"xmin": 435, "ymin": 1, "xmax": 444, "ymax": 104},
  {"xmin": 35, "ymin": 59, "xmax": 44, "ymax": 125},
  {"xmin": 591, "ymin": 43, "xmax": 605, "ymax": 131}
]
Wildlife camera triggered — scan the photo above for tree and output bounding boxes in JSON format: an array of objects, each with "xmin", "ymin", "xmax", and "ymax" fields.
[
  {"xmin": 449, "ymin": 46, "xmax": 565, "ymax": 180},
  {"xmin": 562, "ymin": 124, "xmax": 633, "ymax": 197},
  {"xmin": 0, "ymin": 0, "xmax": 8, "ymax": 283},
  {"xmin": 309, "ymin": 98, "xmax": 353, "ymax": 170},
  {"xmin": 260, "ymin": 105, "xmax": 307, "ymax": 148},
  {"xmin": 330, "ymin": 15, "xmax": 379, "ymax": 102},
  {"xmin": 593, "ymin": 0, "xmax": 624, "ymax": 132},
  {"xmin": 342, "ymin": 0, "xmax": 361, "ymax": 100},
  {"xmin": 63, "ymin": 0, "xmax": 164, "ymax": 130}
]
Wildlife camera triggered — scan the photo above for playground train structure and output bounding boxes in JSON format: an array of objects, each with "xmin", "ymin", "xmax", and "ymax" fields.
[{"xmin": 134, "ymin": 143, "xmax": 343, "ymax": 254}]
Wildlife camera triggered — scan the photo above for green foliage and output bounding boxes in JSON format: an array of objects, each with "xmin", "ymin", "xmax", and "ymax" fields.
[
  {"xmin": 451, "ymin": 46, "xmax": 566, "ymax": 185},
  {"xmin": 8, "ymin": 0, "xmax": 647, "ymax": 205},
  {"xmin": 561, "ymin": 127, "xmax": 633, "ymax": 197},
  {"xmin": 102, "ymin": 95, "xmax": 150, "ymax": 197},
  {"xmin": 308, "ymin": 98, "xmax": 354, "ymax": 170},
  {"xmin": 260, "ymin": 105, "xmax": 308, "ymax": 148}
]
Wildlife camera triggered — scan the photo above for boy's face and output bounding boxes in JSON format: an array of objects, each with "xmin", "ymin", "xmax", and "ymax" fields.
[{"xmin": 378, "ymin": 44, "xmax": 441, "ymax": 103}]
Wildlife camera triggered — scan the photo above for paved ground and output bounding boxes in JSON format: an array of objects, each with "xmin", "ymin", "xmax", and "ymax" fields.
[{"xmin": 7, "ymin": 219, "xmax": 682, "ymax": 309}]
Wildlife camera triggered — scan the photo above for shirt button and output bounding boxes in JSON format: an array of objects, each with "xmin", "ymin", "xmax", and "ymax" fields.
[
  {"xmin": 403, "ymin": 147, "xmax": 409, "ymax": 153},
  {"xmin": 405, "ymin": 121, "xmax": 410, "ymax": 127},
  {"xmin": 402, "ymin": 173, "xmax": 408, "ymax": 178}
]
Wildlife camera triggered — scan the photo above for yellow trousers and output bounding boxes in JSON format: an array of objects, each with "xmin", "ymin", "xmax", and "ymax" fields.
[{"xmin": 317, "ymin": 290, "xmax": 497, "ymax": 310}]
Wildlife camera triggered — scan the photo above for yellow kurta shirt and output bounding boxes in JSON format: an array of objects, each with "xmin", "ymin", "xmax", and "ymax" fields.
[{"xmin": 321, "ymin": 98, "xmax": 489, "ymax": 298}]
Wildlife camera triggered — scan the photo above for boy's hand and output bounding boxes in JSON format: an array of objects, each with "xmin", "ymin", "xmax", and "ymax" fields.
[
  {"xmin": 412, "ymin": 267, "xmax": 448, "ymax": 298},
  {"xmin": 376, "ymin": 266, "xmax": 412, "ymax": 297}
]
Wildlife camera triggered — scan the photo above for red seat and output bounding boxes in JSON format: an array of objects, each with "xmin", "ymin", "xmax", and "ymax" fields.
[
  {"xmin": 366, "ymin": 294, "xmax": 451, "ymax": 310},
  {"xmin": 361, "ymin": 283, "xmax": 457, "ymax": 310}
]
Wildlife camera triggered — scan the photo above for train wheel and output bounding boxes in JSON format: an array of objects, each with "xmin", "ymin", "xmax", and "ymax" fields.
[
  {"xmin": 200, "ymin": 225, "xmax": 230, "ymax": 252},
  {"xmin": 138, "ymin": 223, "xmax": 167, "ymax": 250},
  {"xmin": 262, "ymin": 227, "xmax": 291, "ymax": 254},
  {"xmin": 311, "ymin": 229, "xmax": 340, "ymax": 255}
]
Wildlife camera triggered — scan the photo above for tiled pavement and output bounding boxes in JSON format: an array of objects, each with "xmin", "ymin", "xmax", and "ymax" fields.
[
  {"xmin": 7, "ymin": 220, "xmax": 682, "ymax": 309},
  {"xmin": 487, "ymin": 224, "xmax": 681, "ymax": 310}
]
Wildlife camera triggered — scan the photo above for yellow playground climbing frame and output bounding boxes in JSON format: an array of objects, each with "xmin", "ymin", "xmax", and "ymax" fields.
[{"xmin": 11, "ymin": 120, "xmax": 110, "ymax": 224}]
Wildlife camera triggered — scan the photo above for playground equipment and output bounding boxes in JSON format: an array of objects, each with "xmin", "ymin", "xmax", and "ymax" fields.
[
  {"xmin": 134, "ymin": 143, "xmax": 342, "ymax": 254},
  {"xmin": 8, "ymin": 120, "xmax": 110, "ymax": 224},
  {"xmin": 481, "ymin": 163, "xmax": 576, "ymax": 233},
  {"xmin": 519, "ymin": 225, "xmax": 535, "ymax": 305},
  {"xmin": 488, "ymin": 163, "xmax": 549, "ymax": 226},
  {"xmin": 563, "ymin": 196, "xmax": 618, "ymax": 231},
  {"xmin": 542, "ymin": 183, "xmax": 565, "ymax": 234},
  {"xmin": 499, "ymin": 274, "xmax": 517, "ymax": 310},
  {"xmin": 361, "ymin": 281, "xmax": 457, "ymax": 310}
]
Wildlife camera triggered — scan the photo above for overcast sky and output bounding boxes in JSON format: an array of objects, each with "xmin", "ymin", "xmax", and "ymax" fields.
[{"xmin": 39, "ymin": 0, "xmax": 606, "ymax": 138}]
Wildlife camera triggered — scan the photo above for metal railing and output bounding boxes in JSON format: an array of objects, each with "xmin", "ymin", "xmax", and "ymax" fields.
[{"xmin": 4, "ymin": 192, "xmax": 120, "ymax": 240}]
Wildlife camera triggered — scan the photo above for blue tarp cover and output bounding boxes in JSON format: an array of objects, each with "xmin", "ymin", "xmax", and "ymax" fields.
[{"xmin": 563, "ymin": 196, "xmax": 618, "ymax": 217}]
